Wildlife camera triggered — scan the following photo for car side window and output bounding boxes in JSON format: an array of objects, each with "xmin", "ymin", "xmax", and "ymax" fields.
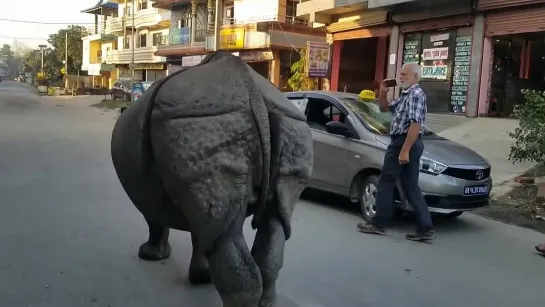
[
  {"xmin": 287, "ymin": 97, "xmax": 308, "ymax": 114},
  {"xmin": 305, "ymin": 98, "xmax": 346, "ymax": 131}
]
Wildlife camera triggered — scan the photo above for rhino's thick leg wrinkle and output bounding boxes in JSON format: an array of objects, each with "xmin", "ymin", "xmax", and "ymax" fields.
[
  {"xmin": 188, "ymin": 233, "xmax": 212, "ymax": 284},
  {"xmin": 138, "ymin": 219, "xmax": 172, "ymax": 261},
  {"xmin": 251, "ymin": 206, "xmax": 285, "ymax": 307},
  {"xmin": 207, "ymin": 212, "xmax": 262, "ymax": 307}
]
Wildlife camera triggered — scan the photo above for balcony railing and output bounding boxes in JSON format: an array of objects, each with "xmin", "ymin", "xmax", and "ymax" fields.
[
  {"xmin": 220, "ymin": 15, "xmax": 309, "ymax": 27},
  {"xmin": 105, "ymin": 17, "xmax": 124, "ymax": 34},
  {"xmin": 168, "ymin": 28, "xmax": 206, "ymax": 45},
  {"xmin": 108, "ymin": 47, "xmax": 166, "ymax": 64},
  {"xmin": 133, "ymin": 8, "xmax": 170, "ymax": 29}
]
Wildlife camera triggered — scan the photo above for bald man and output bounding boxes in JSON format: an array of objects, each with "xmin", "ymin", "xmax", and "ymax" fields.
[{"xmin": 358, "ymin": 63, "xmax": 435, "ymax": 242}]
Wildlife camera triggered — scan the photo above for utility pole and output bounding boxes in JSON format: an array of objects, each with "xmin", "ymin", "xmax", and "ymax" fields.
[
  {"xmin": 131, "ymin": 0, "xmax": 135, "ymax": 103},
  {"xmin": 38, "ymin": 44, "xmax": 47, "ymax": 75},
  {"xmin": 65, "ymin": 32, "xmax": 68, "ymax": 75}
]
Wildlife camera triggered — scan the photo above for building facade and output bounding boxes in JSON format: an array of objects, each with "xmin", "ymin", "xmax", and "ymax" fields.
[
  {"xmin": 153, "ymin": 0, "xmax": 325, "ymax": 90},
  {"xmin": 476, "ymin": 0, "xmax": 545, "ymax": 118},
  {"xmin": 81, "ymin": 0, "xmax": 171, "ymax": 88}
]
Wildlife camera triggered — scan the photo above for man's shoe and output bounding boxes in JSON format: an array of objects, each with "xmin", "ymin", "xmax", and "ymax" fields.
[
  {"xmin": 357, "ymin": 222, "xmax": 386, "ymax": 235},
  {"xmin": 406, "ymin": 229, "xmax": 436, "ymax": 242}
]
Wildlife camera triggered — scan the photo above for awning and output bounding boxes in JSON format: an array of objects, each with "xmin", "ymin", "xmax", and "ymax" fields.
[{"xmin": 81, "ymin": 0, "xmax": 118, "ymax": 15}]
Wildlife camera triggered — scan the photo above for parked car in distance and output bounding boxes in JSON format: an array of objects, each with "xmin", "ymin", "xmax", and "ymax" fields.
[
  {"xmin": 111, "ymin": 78, "xmax": 134, "ymax": 101},
  {"xmin": 284, "ymin": 91, "xmax": 492, "ymax": 221}
]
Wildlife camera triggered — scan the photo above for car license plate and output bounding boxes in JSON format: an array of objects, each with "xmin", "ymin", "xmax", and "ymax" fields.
[{"xmin": 464, "ymin": 185, "xmax": 488, "ymax": 196}]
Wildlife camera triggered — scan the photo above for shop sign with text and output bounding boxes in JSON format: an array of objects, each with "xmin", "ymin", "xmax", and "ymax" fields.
[
  {"xmin": 182, "ymin": 55, "xmax": 206, "ymax": 67},
  {"xmin": 133, "ymin": 64, "xmax": 165, "ymax": 70},
  {"xmin": 220, "ymin": 28, "xmax": 245, "ymax": 49},
  {"xmin": 421, "ymin": 65, "xmax": 448, "ymax": 80},
  {"xmin": 422, "ymin": 47, "xmax": 449, "ymax": 61},
  {"xmin": 239, "ymin": 51, "xmax": 274, "ymax": 61},
  {"xmin": 305, "ymin": 41, "xmax": 330, "ymax": 78}
]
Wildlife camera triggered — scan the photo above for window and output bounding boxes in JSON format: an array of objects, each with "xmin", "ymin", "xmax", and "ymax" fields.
[
  {"xmin": 124, "ymin": 36, "xmax": 130, "ymax": 49},
  {"xmin": 139, "ymin": 33, "xmax": 147, "ymax": 47},
  {"xmin": 125, "ymin": 5, "xmax": 132, "ymax": 16},
  {"xmin": 152, "ymin": 33, "xmax": 163, "ymax": 46},
  {"xmin": 305, "ymin": 98, "xmax": 346, "ymax": 132},
  {"xmin": 178, "ymin": 18, "xmax": 190, "ymax": 28},
  {"xmin": 138, "ymin": 0, "xmax": 148, "ymax": 10},
  {"xmin": 224, "ymin": 6, "xmax": 234, "ymax": 25}
]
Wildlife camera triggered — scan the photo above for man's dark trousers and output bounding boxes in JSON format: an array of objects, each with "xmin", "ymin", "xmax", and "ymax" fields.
[{"xmin": 372, "ymin": 134, "xmax": 434, "ymax": 231}]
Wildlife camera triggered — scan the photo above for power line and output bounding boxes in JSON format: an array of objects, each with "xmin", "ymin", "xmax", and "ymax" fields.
[
  {"xmin": 0, "ymin": 35, "xmax": 48, "ymax": 41},
  {"xmin": 0, "ymin": 18, "xmax": 93, "ymax": 25}
]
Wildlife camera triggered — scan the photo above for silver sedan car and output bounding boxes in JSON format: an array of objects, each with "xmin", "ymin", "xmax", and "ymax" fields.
[{"xmin": 284, "ymin": 91, "xmax": 492, "ymax": 222}]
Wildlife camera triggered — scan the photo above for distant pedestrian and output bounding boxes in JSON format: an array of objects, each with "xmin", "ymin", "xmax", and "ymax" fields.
[{"xmin": 357, "ymin": 63, "xmax": 435, "ymax": 242}]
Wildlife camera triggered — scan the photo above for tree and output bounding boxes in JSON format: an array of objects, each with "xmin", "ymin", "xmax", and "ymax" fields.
[
  {"xmin": 47, "ymin": 25, "xmax": 88, "ymax": 75},
  {"xmin": 287, "ymin": 46, "xmax": 319, "ymax": 91},
  {"xmin": 508, "ymin": 89, "xmax": 545, "ymax": 164}
]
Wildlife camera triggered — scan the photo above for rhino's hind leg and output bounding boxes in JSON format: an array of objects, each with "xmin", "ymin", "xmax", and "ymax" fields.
[
  {"xmin": 207, "ymin": 212, "xmax": 263, "ymax": 307},
  {"xmin": 188, "ymin": 233, "xmax": 212, "ymax": 284},
  {"xmin": 138, "ymin": 218, "xmax": 171, "ymax": 261},
  {"xmin": 251, "ymin": 204, "xmax": 286, "ymax": 307}
]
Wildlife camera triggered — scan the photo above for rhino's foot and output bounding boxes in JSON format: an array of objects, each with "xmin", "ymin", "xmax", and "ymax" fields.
[
  {"xmin": 258, "ymin": 283, "xmax": 276, "ymax": 307},
  {"xmin": 138, "ymin": 241, "xmax": 172, "ymax": 261},
  {"xmin": 188, "ymin": 267, "xmax": 211, "ymax": 284}
]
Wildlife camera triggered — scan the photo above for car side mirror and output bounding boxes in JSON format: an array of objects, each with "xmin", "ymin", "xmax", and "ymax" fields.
[{"xmin": 325, "ymin": 121, "xmax": 349, "ymax": 136}]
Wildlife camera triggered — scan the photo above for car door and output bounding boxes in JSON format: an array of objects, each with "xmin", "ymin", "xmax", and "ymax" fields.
[{"xmin": 302, "ymin": 94, "xmax": 353, "ymax": 192}]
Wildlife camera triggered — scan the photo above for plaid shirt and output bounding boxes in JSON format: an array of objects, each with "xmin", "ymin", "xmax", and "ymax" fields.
[{"xmin": 388, "ymin": 84, "xmax": 427, "ymax": 136}]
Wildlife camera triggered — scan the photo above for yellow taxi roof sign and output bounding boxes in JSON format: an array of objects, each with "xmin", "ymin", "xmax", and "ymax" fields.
[{"xmin": 359, "ymin": 89, "xmax": 376, "ymax": 100}]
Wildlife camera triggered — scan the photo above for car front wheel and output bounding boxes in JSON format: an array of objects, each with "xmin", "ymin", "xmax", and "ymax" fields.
[{"xmin": 360, "ymin": 175, "xmax": 380, "ymax": 223}]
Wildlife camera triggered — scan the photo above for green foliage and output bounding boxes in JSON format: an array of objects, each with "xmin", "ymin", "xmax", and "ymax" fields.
[
  {"xmin": 508, "ymin": 89, "xmax": 545, "ymax": 164},
  {"xmin": 287, "ymin": 47, "xmax": 318, "ymax": 91},
  {"xmin": 47, "ymin": 25, "xmax": 88, "ymax": 74}
]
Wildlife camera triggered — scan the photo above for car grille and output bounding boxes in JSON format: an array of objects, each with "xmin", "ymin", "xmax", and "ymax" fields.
[
  {"xmin": 424, "ymin": 194, "xmax": 489, "ymax": 209},
  {"xmin": 442, "ymin": 167, "xmax": 491, "ymax": 181}
]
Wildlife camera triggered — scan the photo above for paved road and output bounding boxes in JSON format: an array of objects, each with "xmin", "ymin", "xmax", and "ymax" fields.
[{"xmin": 0, "ymin": 80, "xmax": 544, "ymax": 307}]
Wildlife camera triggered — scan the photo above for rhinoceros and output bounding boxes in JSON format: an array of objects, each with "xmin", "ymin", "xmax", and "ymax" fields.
[{"xmin": 110, "ymin": 51, "xmax": 313, "ymax": 307}]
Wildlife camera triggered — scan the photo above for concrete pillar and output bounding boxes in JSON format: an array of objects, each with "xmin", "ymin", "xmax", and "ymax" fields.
[
  {"xmin": 466, "ymin": 14, "xmax": 485, "ymax": 118},
  {"xmin": 270, "ymin": 50, "xmax": 281, "ymax": 87},
  {"xmin": 394, "ymin": 29, "xmax": 404, "ymax": 99},
  {"xmin": 330, "ymin": 40, "xmax": 342, "ymax": 91},
  {"xmin": 191, "ymin": 0, "xmax": 197, "ymax": 43},
  {"xmin": 375, "ymin": 36, "xmax": 388, "ymax": 90},
  {"xmin": 277, "ymin": 0, "xmax": 287, "ymax": 23},
  {"xmin": 478, "ymin": 37, "xmax": 492, "ymax": 116}
]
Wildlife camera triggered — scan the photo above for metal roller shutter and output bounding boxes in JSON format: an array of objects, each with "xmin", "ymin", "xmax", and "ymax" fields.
[
  {"xmin": 326, "ymin": 10, "xmax": 388, "ymax": 34},
  {"xmin": 477, "ymin": 0, "xmax": 545, "ymax": 11},
  {"xmin": 485, "ymin": 6, "xmax": 545, "ymax": 36}
]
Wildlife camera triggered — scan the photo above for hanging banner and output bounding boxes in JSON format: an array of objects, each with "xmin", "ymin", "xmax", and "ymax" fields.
[{"xmin": 305, "ymin": 41, "xmax": 330, "ymax": 78}]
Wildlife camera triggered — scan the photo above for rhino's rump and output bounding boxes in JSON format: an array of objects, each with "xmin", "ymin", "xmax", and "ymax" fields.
[{"xmin": 149, "ymin": 106, "xmax": 262, "ymax": 242}]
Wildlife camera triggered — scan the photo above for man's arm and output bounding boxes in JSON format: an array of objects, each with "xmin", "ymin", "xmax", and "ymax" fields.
[{"xmin": 401, "ymin": 91, "xmax": 426, "ymax": 154}]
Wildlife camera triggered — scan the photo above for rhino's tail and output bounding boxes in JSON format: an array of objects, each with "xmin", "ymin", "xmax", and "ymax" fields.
[{"xmin": 246, "ymin": 71, "xmax": 271, "ymax": 230}]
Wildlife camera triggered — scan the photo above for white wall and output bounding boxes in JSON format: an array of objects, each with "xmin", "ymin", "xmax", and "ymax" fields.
[
  {"xmin": 81, "ymin": 39, "xmax": 91, "ymax": 69},
  {"xmin": 234, "ymin": 0, "xmax": 279, "ymax": 23}
]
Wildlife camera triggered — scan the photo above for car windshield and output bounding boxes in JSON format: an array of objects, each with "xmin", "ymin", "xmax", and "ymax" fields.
[{"xmin": 339, "ymin": 95, "xmax": 433, "ymax": 136}]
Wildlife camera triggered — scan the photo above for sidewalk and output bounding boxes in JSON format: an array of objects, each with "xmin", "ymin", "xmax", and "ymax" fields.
[{"xmin": 430, "ymin": 115, "xmax": 534, "ymax": 197}]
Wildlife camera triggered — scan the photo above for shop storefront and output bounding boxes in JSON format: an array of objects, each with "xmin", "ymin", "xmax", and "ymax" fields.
[
  {"xmin": 218, "ymin": 22, "xmax": 323, "ymax": 90},
  {"xmin": 133, "ymin": 63, "xmax": 168, "ymax": 82},
  {"xmin": 327, "ymin": 9, "xmax": 390, "ymax": 93},
  {"xmin": 478, "ymin": 3, "xmax": 545, "ymax": 117},
  {"xmin": 400, "ymin": 25, "xmax": 474, "ymax": 114}
]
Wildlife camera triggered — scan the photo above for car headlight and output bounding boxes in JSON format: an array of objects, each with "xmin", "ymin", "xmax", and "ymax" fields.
[{"xmin": 419, "ymin": 157, "xmax": 447, "ymax": 175}]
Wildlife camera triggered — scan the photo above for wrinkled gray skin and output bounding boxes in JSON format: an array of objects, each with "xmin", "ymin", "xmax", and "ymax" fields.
[{"xmin": 110, "ymin": 51, "xmax": 313, "ymax": 307}]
